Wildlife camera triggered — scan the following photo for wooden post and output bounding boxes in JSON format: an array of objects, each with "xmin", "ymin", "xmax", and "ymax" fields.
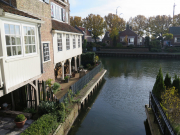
[
  {"xmin": 38, "ymin": 80, "xmax": 40, "ymax": 101},
  {"xmin": 42, "ymin": 81, "xmax": 46, "ymax": 101},
  {"xmin": 11, "ymin": 92, "xmax": 15, "ymax": 110}
]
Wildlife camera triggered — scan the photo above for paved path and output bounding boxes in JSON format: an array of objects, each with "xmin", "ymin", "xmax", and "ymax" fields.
[
  {"xmin": 0, "ymin": 116, "xmax": 34, "ymax": 135},
  {"xmin": 73, "ymin": 69, "xmax": 107, "ymax": 103}
]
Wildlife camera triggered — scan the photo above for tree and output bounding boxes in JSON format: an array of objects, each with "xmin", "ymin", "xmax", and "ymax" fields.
[
  {"xmin": 162, "ymin": 33, "xmax": 173, "ymax": 40},
  {"xmin": 110, "ymin": 27, "xmax": 119, "ymax": 46},
  {"xmin": 152, "ymin": 68, "xmax": 165, "ymax": 101},
  {"xmin": 70, "ymin": 16, "xmax": 83, "ymax": 27},
  {"xmin": 127, "ymin": 15, "xmax": 147, "ymax": 36},
  {"xmin": 172, "ymin": 74, "xmax": 180, "ymax": 93},
  {"xmin": 83, "ymin": 14, "xmax": 105, "ymax": 43},
  {"xmin": 144, "ymin": 36, "xmax": 150, "ymax": 47},
  {"xmin": 161, "ymin": 87, "xmax": 180, "ymax": 124},
  {"xmin": 124, "ymin": 35, "xmax": 128, "ymax": 45},
  {"xmin": 164, "ymin": 73, "xmax": 171, "ymax": 88},
  {"xmin": 173, "ymin": 14, "xmax": 180, "ymax": 26}
]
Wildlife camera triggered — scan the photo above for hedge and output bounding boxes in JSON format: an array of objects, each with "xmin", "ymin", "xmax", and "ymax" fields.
[
  {"xmin": 81, "ymin": 52, "xmax": 95, "ymax": 67},
  {"xmin": 21, "ymin": 114, "xmax": 59, "ymax": 135}
]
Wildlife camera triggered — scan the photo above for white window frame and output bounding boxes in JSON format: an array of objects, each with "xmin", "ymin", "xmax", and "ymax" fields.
[
  {"xmin": 78, "ymin": 35, "xmax": 80, "ymax": 48},
  {"xmin": 73, "ymin": 35, "xmax": 76, "ymax": 49},
  {"xmin": 174, "ymin": 37, "xmax": 180, "ymax": 43},
  {"xmin": 57, "ymin": 33, "xmax": 63, "ymax": 51},
  {"xmin": 3, "ymin": 21, "xmax": 37, "ymax": 59},
  {"xmin": 51, "ymin": 2, "xmax": 63, "ymax": 22},
  {"xmin": 66, "ymin": 34, "xmax": 70, "ymax": 50},
  {"xmin": 129, "ymin": 38, "xmax": 134, "ymax": 43},
  {"xmin": 42, "ymin": 42, "xmax": 51, "ymax": 63},
  {"xmin": 23, "ymin": 24, "xmax": 37, "ymax": 56}
]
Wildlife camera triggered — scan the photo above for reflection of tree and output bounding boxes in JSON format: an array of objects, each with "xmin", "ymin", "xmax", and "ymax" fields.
[{"xmin": 100, "ymin": 57, "xmax": 180, "ymax": 79}]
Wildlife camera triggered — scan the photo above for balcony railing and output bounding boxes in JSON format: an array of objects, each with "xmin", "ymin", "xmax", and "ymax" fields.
[{"xmin": 0, "ymin": 57, "xmax": 3, "ymax": 88}]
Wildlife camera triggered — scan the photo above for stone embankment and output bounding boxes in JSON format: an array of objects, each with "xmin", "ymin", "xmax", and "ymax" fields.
[{"xmin": 53, "ymin": 69, "xmax": 107, "ymax": 135}]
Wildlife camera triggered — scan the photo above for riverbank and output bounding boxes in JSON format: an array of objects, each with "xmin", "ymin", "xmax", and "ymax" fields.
[
  {"xmin": 53, "ymin": 69, "xmax": 107, "ymax": 135},
  {"xmin": 145, "ymin": 105, "xmax": 161, "ymax": 135},
  {"xmin": 95, "ymin": 51, "xmax": 180, "ymax": 58}
]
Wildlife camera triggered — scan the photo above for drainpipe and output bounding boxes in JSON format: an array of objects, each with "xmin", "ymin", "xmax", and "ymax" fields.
[{"xmin": 38, "ymin": 24, "xmax": 43, "ymax": 74}]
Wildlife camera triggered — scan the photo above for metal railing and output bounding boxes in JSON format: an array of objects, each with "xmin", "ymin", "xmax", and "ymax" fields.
[
  {"xmin": 149, "ymin": 92, "xmax": 176, "ymax": 135},
  {"xmin": 59, "ymin": 63, "xmax": 102, "ymax": 103}
]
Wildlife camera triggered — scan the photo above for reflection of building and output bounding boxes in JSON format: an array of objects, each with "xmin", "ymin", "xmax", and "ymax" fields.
[
  {"xmin": 169, "ymin": 27, "xmax": 180, "ymax": 46},
  {"xmin": 0, "ymin": 0, "xmax": 82, "ymax": 110},
  {"xmin": 102, "ymin": 25, "xmax": 144, "ymax": 46}
]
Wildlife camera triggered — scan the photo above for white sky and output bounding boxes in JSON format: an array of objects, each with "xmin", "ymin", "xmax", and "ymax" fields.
[{"xmin": 70, "ymin": 0, "xmax": 180, "ymax": 21}]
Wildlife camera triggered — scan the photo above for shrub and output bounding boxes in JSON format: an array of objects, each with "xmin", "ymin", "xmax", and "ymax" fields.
[
  {"xmin": 102, "ymin": 43, "xmax": 106, "ymax": 47},
  {"xmin": 172, "ymin": 74, "xmax": 180, "ymax": 93},
  {"xmin": 23, "ymin": 108, "xmax": 37, "ymax": 114},
  {"xmin": 116, "ymin": 43, "xmax": 123, "ymax": 47},
  {"xmin": 152, "ymin": 68, "xmax": 165, "ymax": 101},
  {"xmin": 38, "ymin": 101, "xmax": 57, "ymax": 116},
  {"xmin": 164, "ymin": 73, "xmax": 171, "ymax": 88},
  {"xmin": 21, "ymin": 114, "xmax": 58, "ymax": 135},
  {"xmin": 56, "ymin": 103, "xmax": 65, "ymax": 123},
  {"xmin": 52, "ymin": 82, "xmax": 61, "ymax": 94},
  {"xmin": 15, "ymin": 114, "xmax": 26, "ymax": 122},
  {"xmin": 81, "ymin": 52, "xmax": 95, "ymax": 67},
  {"xmin": 46, "ymin": 79, "xmax": 53, "ymax": 87},
  {"xmin": 150, "ymin": 48, "xmax": 162, "ymax": 52},
  {"xmin": 64, "ymin": 76, "xmax": 69, "ymax": 80}
]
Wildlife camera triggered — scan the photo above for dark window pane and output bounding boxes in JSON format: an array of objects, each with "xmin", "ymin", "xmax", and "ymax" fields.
[
  {"xmin": 29, "ymin": 45, "xmax": 32, "ymax": 53},
  {"xmin": 5, "ymin": 36, "xmax": 11, "ymax": 45},
  {"xmin": 6, "ymin": 47, "xmax": 11, "ymax": 56},
  {"xmin": 12, "ymin": 46, "xmax": 17, "ymax": 55},
  {"xmin": 27, "ymin": 27, "xmax": 31, "ymax": 35},
  {"xmin": 25, "ymin": 45, "xmax": 29, "ymax": 54},
  {"xmin": 28, "ymin": 36, "xmax": 32, "ymax": 44},
  {"xmin": 17, "ymin": 46, "xmax": 22, "ymax": 55},
  {"xmin": 16, "ymin": 36, "xmax": 21, "ymax": 45},
  {"xmin": 33, "ymin": 45, "xmax": 36, "ymax": 53},
  {"xmin": 11, "ymin": 36, "xmax": 16, "ymax": 45},
  {"xmin": 32, "ymin": 36, "xmax": 35, "ymax": 44},
  {"xmin": 24, "ymin": 36, "xmax": 28, "ymax": 44}
]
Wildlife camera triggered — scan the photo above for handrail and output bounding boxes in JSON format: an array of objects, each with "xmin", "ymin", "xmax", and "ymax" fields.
[{"xmin": 150, "ymin": 92, "xmax": 176, "ymax": 135}]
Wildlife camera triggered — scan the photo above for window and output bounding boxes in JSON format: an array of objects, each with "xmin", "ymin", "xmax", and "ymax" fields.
[
  {"xmin": 129, "ymin": 38, "xmax": 134, "ymax": 43},
  {"xmin": 73, "ymin": 35, "xmax": 76, "ymax": 49},
  {"xmin": 4, "ymin": 23, "xmax": 22, "ymax": 57},
  {"xmin": 51, "ymin": 2, "xmax": 65, "ymax": 22},
  {"xmin": 120, "ymin": 37, "xmax": 124, "ymax": 42},
  {"xmin": 78, "ymin": 35, "xmax": 80, "ymax": 48},
  {"xmin": 43, "ymin": 43, "xmax": 50, "ymax": 62},
  {"xmin": 174, "ymin": 37, "xmax": 180, "ymax": 43},
  {"xmin": 23, "ymin": 26, "xmax": 36, "ymax": 54},
  {"xmin": 57, "ymin": 33, "xmax": 62, "ymax": 51},
  {"xmin": 66, "ymin": 34, "xmax": 70, "ymax": 50}
]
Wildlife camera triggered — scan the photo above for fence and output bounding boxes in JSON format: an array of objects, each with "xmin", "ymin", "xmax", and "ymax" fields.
[
  {"xmin": 149, "ymin": 92, "xmax": 176, "ymax": 135},
  {"xmin": 38, "ymin": 80, "xmax": 58, "ymax": 102},
  {"xmin": 59, "ymin": 62, "xmax": 102, "ymax": 103}
]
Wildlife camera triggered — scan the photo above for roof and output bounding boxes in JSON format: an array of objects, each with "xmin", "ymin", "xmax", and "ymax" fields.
[
  {"xmin": 75, "ymin": 26, "xmax": 91, "ymax": 36},
  {"xmin": 169, "ymin": 27, "xmax": 180, "ymax": 35},
  {"xmin": 0, "ymin": 1, "xmax": 40, "ymax": 20},
  {"xmin": 52, "ymin": 20, "xmax": 82, "ymax": 33}
]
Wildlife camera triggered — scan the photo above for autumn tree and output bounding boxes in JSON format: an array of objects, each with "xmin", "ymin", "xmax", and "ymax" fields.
[
  {"xmin": 83, "ymin": 14, "xmax": 105, "ymax": 43},
  {"xmin": 70, "ymin": 16, "xmax": 83, "ymax": 27},
  {"xmin": 127, "ymin": 15, "xmax": 147, "ymax": 36},
  {"xmin": 173, "ymin": 14, "xmax": 180, "ymax": 26},
  {"xmin": 124, "ymin": 35, "xmax": 128, "ymax": 45},
  {"xmin": 162, "ymin": 33, "xmax": 173, "ymax": 40},
  {"xmin": 161, "ymin": 87, "xmax": 180, "ymax": 124},
  {"xmin": 110, "ymin": 27, "xmax": 119, "ymax": 46}
]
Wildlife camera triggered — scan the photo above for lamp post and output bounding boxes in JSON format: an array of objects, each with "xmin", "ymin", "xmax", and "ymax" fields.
[{"xmin": 116, "ymin": 6, "xmax": 120, "ymax": 15}]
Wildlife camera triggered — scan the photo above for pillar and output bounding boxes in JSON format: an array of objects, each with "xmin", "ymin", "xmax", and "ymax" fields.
[
  {"xmin": 62, "ymin": 61, "xmax": 64, "ymax": 80},
  {"xmin": 68, "ymin": 58, "xmax": 72, "ymax": 75},
  {"xmin": 74, "ymin": 56, "xmax": 77, "ymax": 71},
  {"xmin": 79, "ymin": 55, "xmax": 81, "ymax": 66}
]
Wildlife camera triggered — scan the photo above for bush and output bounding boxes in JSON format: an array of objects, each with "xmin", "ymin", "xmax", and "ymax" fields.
[
  {"xmin": 52, "ymin": 82, "xmax": 61, "ymax": 94},
  {"xmin": 150, "ymin": 48, "xmax": 162, "ymax": 52},
  {"xmin": 164, "ymin": 73, "xmax": 171, "ymax": 88},
  {"xmin": 102, "ymin": 43, "xmax": 106, "ymax": 47},
  {"xmin": 15, "ymin": 114, "xmax": 26, "ymax": 122},
  {"xmin": 81, "ymin": 52, "xmax": 95, "ymax": 67},
  {"xmin": 152, "ymin": 68, "xmax": 165, "ymax": 101},
  {"xmin": 38, "ymin": 101, "xmax": 57, "ymax": 116},
  {"xmin": 23, "ymin": 108, "xmax": 37, "ymax": 114},
  {"xmin": 21, "ymin": 114, "xmax": 58, "ymax": 135},
  {"xmin": 64, "ymin": 76, "xmax": 69, "ymax": 80},
  {"xmin": 116, "ymin": 43, "xmax": 123, "ymax": 47},
  {"xmin": 172, "ymin": 74, "xmax": 180, "ymax": 93}
]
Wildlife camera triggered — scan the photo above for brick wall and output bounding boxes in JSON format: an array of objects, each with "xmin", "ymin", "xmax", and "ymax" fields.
[{"xmin": 16, "ymin": 0, "xmax": 55, "ymax": 82}]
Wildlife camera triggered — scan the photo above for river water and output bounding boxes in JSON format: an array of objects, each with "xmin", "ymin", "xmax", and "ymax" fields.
[{"xmin": 68, "ymin": 57, "xmax": 180, "ymax": 135}]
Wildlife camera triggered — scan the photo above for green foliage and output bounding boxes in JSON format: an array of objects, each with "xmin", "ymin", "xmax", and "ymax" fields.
[
  {"xmin": 145, "ymin": 36, "xmax": 150, "ymax": 46},
  {"xmin": 95, "ymin": 55, "xmax": 99, "ymax": 62},
  {"xmin": 164, "ymin": 47, "xmax": 180, "ymax": 52},
  {"xmin": 15, "ymin": 114, "xmax": 26, "ymax": 122},
  {"xmin": 46, "ymin": 79, "xmax": 53, "ymax": 87},
  {"xmin": 102, "ymin": 43, "xmax": 106, "ymax": 47},
  {"xmin": 52, "ymin": 82, "xmax": 61, "ymax": 94},
  {"xmin": 21, "ymin": 114, "xmax": 58, "ymax": 135},
  {"xmin": 150, "ymin": 40, "xmax": 161, "ymax": 49},
  {"xmin": 150, "ymin": 48, "xmax": 162, "ymax": 52},
  {"xmin": 64, "ymin": 76, "xmax": 69, "ymax": 80},
  {"xmin": 81, "ymin": 52, "xmax": 95, "ymax": 67},
  {"xmin": 82, "ymin": 39, "xmax": 87, "ymax": 49},
  {"xmin": 38, "ymin": 101, "xmax": 57, "ymax": 116},
  {"xmin": 164, "ymin": 73, "xmax": 171, "ymax": 88},
  {"xmin": 172, "ymin": 74, "xmax": 180, "ymax": 93},
  {"xmin": 23, "ymin": 108, "xmax": 37, "ymax": 114},
  {"xmin": 56, "ymin": 103, "xmax": 65, "ymax": 123},
  {"xmin": 116, "ymin": 43, "xmax": 123, "ymax": 47},
  {"xmin": 86, "ymin": 64, "xmax": 92, "ymax": 70},
  {"xmin": 162, "ymin": 33, "xmax": 173, "ymax": 40},
  {"xmin": 152, "ymin": 68, "xmax": 165, "ymax": 101}
]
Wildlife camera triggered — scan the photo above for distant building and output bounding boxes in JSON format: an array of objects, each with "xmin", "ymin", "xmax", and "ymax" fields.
[
  {"xmin": 169, "ymin": 27, "xmax": 180, "ymax": 46},
  {"xmin": 75, "ymin": 26, "xmax": 92, "ymax": 42},
  {"xmin": 102, "ymin": 25, "xmax": 144, "ymax": 46}
]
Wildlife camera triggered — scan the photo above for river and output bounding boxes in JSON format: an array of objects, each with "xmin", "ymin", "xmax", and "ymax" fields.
[{"xmin": 68, "ymin": 57, "xmax": 180, "ymax": 135}]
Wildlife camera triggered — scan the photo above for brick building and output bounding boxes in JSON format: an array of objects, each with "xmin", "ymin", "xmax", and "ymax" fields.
[
  {"xmin": 0, "ymin": 0, "xmax": 82, "ymax": 109},
  {"xmin": 102, "ymin": 25, "xmax": 144, "ymax": 46},
  {"xmin": 169, "ymin": 27, "xmax": 180, "ymax": 46}
]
